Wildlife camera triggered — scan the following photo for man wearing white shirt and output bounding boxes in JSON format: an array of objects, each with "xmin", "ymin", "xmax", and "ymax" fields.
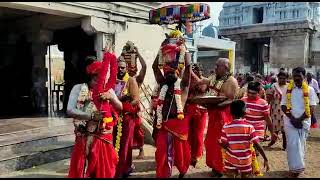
[
  {"xmin": 307, "ymin": 72, "xmax": 319, "ymax": 128},
  {"xmin": 281, "ymin": 67, "xmax": 317, "ymax": 178}
]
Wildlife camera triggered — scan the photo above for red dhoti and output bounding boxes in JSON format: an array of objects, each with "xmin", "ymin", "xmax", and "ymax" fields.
[
  {"xmin": 204, "ymin": 105, "xmax": 232, "ymax": 174},
  {"xmin": 155, "ymin": 118, "xmax": 191, "ymax": 178},
  {"xmin": 68, "ymin": 135, "xmax": 87, "ymax": 178},
  {"xmin": 133, "ymin": 117, "xmax": 144, "ymax": 149},
  {"xmin": 113, "ymin": 113, "xmax": 136, "ymax": 178},
  {"xmin": 85, "ymin": 133, "xmax": 118, "ymax": 178},
  {"xmin": 68, "ymin": 133, "xmax": 118, "ymax": 178},
  {"xmin": 185, "ymin": 103, "xmax": 208, "ymax": 161}
]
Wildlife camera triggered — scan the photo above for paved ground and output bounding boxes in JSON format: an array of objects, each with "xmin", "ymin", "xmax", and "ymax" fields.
[
  {"xmin": 1, "ymin": 108, "xmax": 320, "ymax": 178},
  {"xmin": 1, "ymin": 129, "xmax": 319, "ymax": 178}
]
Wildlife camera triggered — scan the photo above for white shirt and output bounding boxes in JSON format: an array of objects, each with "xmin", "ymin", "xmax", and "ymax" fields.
[
  {"xmin": 281, "ymin": 85, "xmax": 317, "ymax": 130},
  {"xmin": 309, "ymin": 78, "xmax": 320, "ymax": 94}
]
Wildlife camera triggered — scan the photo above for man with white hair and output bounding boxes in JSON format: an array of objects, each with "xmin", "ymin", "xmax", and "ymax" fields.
[{"xmin": 193, "ymin": 58, "xmax": 239, "ymax": 177}]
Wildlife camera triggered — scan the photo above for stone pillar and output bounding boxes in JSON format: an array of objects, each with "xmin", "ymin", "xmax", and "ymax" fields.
[
  {"xmin": 81, "ymin": 16, "xmax": 126, "ymax": 59},
  {"xmin": 94, "ymin": 32, "xmax": 104, "ymax": 60},
  {"xmin": 28, "ymin": 30, "xmax": 53, "ymax": 115}
]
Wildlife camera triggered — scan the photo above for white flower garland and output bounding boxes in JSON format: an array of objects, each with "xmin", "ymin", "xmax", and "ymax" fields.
[
  {"xmin": 156, "ymin": 78, "xmax": 184, "ymax": 129},
  {"xmin": 174, "ymin": 78, "xmax": 184, "ymax": 117},
  {"xmin": 178, "ymin": 44, "xmax": 186, "ymax": 64},
  {"xmin": 76, "ymin": 83, "xmax": 97, "ymax": 113},
  {"xmin": 156, "ymin": 85, "xmax": 167, "ymax": 129},
  {"xmin": 74, "ymin": 83, "xmax": 97, "ymax": 131}
]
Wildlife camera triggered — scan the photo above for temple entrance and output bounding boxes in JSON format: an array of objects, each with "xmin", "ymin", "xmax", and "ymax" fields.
[
  {"xmin": 245, "ymin": 38, "xmax": 270, "ymax": 75},
  {"xmin": 0, "ymin": 6, "xmax": 95, "ymax": 118}
]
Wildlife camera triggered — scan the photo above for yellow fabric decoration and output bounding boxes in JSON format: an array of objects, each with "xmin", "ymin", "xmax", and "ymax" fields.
[
  {"xmin": 251, "ymin": 144, "xmax": 263, "ymax": 176},
  {"xmin": 169, "ymin": 29, "xmax": 183, "ymax": 38},
  {"xmin": 177, "ymin": 113, "xmax": 184, "ymax": 120},
  {"xmin": 103, "ymin": 117, "xmax": 113, "ymax": 123}
]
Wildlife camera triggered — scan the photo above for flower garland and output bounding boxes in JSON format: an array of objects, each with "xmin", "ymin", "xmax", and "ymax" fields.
[
  {"xmin": 91, "ymin": 52, "xmax": 118, "ymax": 130},
  {"xmin": 174, "ymin": 78, "xmax": 184, "ymax": 119},
  {"xmin": 114, "ymin": 72, "xmax": 130, "ymax": 156},
  {"xmin": 156, "ymin": 78, "xmax": 183, "ymax": 129},
  {"xmin": 286, "ymin": 80, "xmax": 311, "ymax": 118},
  {"xmin": 76, "ymin": 84, "xmax": 97, "ymax": 114},
  {"xmin": 207, "ymin": 73, "xmax": 231, "ymax": 96},
  {"xmin": 151, "ymin": 84, "xmax": 160, "ymax": 110},
  {"xmin": 74, "ymin": 84, "xmax": 97, "ymax": 134},
  {"xmin": 114, "ymin": 115, "xmax": 123, "ymax": 155}
]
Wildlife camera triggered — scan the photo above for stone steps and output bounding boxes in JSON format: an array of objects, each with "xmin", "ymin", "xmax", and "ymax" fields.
[{"xmin": 0, "ymin": 122, "xmax": 74, "ymax": 175}]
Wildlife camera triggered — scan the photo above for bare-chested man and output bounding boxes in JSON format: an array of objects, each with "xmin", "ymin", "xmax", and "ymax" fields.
[
  {"xmin": 152, "ymin": 42, "xmax": 192, "ymax": 178},
  {"xmin": 113, "ymin": 58, "xmax": 140, "ymax": 178},
  {"xmin": 185, "ymin": 64, "xmax": 208, "ymax": 167},
  {"xmin": 193, "ymin": 58, "xmax": 239, "ymax": 177},
  {"xmin": 119, "ymin": 44, "xmax": 147, "ymax": 159}
]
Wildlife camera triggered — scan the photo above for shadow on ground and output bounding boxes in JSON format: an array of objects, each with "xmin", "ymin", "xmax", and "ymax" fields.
[{"xmin": 5, "ymin": 174, "xmax": 65, "ymax": 178}]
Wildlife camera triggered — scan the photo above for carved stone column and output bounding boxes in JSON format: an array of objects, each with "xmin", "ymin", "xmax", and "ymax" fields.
[{"xmin": 81, "ymin": 16, "xmax": 125, "ymax": 59}]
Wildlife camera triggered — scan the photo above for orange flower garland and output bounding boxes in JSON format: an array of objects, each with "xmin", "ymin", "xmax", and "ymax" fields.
[{"xmin": 286, "ymin": 80, "xmax": 311, "ymax": 118}]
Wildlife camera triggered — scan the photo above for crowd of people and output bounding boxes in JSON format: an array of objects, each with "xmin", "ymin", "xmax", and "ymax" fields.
[{"xmin": 64, "ymin": 29, "xmax": 318, "ymax": 178}]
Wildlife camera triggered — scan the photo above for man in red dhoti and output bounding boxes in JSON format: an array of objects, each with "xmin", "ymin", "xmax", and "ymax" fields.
[
  {"xmin": 152, "ymin": 31, "xmax": 192, "ymax": 178},
  {"xmin": 67, "ymin": 50, "xmax": 123, "ymax": 178},
  {"xmin": 119, "ymin": 43, "xmax": 147, "ymax": 159},
  {"xmin": 195, "ymin": 58, "xmax": 239, "ymax": 177},
  {"xmin": 150, "ymin": 84, "xmax": 160, "ymax": 142},
  {"xmin": 113, "ymin": 58, "xmax": 140, "ymax": 178},
  {"xmin": 185, "ymin": 64, "xmax": 208, "ymax": 167}
]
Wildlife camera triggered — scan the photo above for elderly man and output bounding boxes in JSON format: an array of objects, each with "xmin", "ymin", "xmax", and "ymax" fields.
[
  {"xmin": 194, "ymin": 58, "xmax": 239, "ymax": 177},
  {"xmin": 281, "ymin": 67, "xmax": 317, "ymax": 178}
]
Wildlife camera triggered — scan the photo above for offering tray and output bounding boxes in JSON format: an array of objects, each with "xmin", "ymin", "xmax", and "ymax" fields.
[{"xmin": 189, "ymin": 96, "xmax": 227, "ymax": 106}]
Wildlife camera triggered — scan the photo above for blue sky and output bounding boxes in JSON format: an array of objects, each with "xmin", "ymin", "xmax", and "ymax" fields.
[{"xmin": 209, "ymin": 2, "xmax": 224, "ymax": 26}]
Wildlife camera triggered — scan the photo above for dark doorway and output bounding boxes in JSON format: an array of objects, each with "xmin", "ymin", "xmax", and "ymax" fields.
[
  {"xmin": 245, "ymin": 38, "xmax": 270, "ymax": 75},
  {"xmin": 52, "ymin": 26, "xmax": 96, "ymax": 115},
  {"xmin": 0, "ymin": 34, "xmax": 34, "ymax": 118},
  {"xmin": 253, "ymin": 7, "xmax": 264, "ymax": 24}
]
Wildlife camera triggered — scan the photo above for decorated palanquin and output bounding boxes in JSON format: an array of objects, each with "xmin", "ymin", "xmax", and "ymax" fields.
[
  {"xmin": 158, "ymin": 30, "xmax": 186, "ymax": 74},
  {"xmin": 155, "ymin": 29, "xmax": 187, "ymax": 129},
  {"xmin": 118, "ymin": 41, "xmax": 138, "ymax": 76},
  {"xmin": 149, "ymin": 3, "xmax": 210, "ymax": 25}
]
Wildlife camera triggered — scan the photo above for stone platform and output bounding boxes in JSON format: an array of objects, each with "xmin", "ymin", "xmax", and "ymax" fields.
[{"xmin": 0, "ymin": 117, "xmax": 74, "ymax": 175}]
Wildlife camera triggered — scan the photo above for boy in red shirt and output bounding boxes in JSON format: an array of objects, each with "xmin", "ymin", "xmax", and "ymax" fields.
[{"xmin": 220, "ymin": 100, "xmax": 270, "ymax": 178}]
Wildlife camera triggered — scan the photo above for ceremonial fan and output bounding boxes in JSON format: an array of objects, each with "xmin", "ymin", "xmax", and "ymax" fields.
[{"xmin": 149, "ymin": 2, "xmax": 210, "ymax": 34}]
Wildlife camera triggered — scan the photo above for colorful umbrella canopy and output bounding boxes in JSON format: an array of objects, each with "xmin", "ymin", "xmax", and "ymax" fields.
[{"xmin": 149, "ymin": 2, "xmax": 210, "ymax": 25}]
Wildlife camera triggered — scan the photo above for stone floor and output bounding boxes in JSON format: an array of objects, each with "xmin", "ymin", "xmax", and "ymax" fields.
[
  {"xmin": 1, "ymin": 129, "xmax": 319, "ymax": 178},
  {"xmin": 0, "ymin": 107, "xmax": 319, "ymax": 178}
]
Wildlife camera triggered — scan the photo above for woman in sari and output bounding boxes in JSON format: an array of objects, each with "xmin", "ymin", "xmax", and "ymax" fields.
[{"xmin": 266, "ymin": 71, "xmax": 288, "ymax": 150}]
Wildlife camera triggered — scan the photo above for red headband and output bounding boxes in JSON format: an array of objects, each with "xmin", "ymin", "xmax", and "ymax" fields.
[{"xmin": 86, "ymin": 61, "xmax": 102, "ymax": 75}]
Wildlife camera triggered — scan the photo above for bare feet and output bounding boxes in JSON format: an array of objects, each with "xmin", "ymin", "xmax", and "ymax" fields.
[
  {"xmin": 267, "ymin": 139, "xmax": 277, "ymax": 147},
  {"xmin": 288, "ymin": 172, "xmax": 302, "ymax": 178},
  {"xmin": 190, "ymin": 158, "xmax": 198, "ymax": 168},
  {"xmin": 136, "ymin": 149, "xmax": 145, "ymax": 159},
  {"xmin": 178, "ymin": 173, "xmax": 185, "ymax": 178}
]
